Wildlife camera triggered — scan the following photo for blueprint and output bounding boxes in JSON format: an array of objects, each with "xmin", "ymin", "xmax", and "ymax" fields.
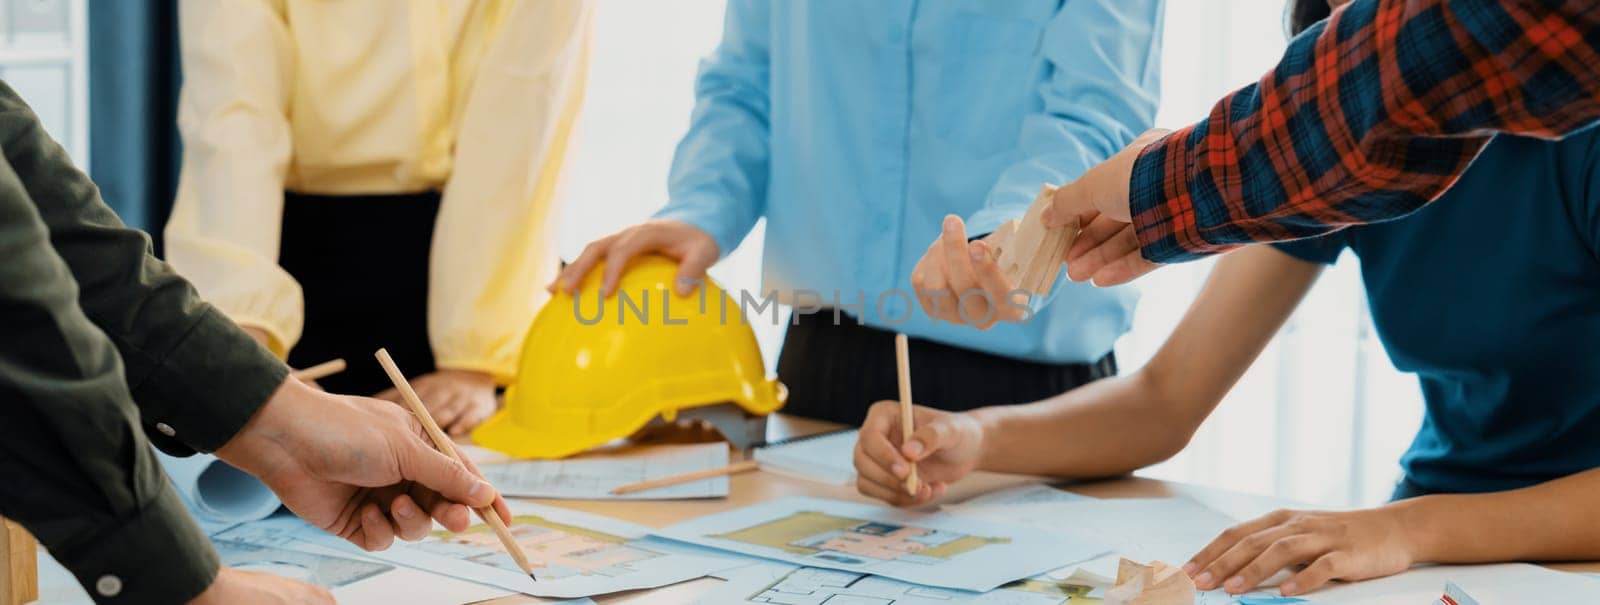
[
  {"xmin": 705, "ymin": 563, "xmax": 1098, "ymax": 605},
  {"xmin": 206, "ymin": 516, "xmax": 538, "ymax": 604},
  {"xmin": 477, "ymin": 443, "xmax": 731, "ymax": 500},
  {"xmin": 653, "ymin": 497, "xmax": 1110, "ymax": 592},
  {"xmin": 304, "ymin": 499, "xmax": 746, "ymax": 598}
]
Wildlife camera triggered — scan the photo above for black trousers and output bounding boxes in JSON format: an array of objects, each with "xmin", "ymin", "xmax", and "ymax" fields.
[
  {"xmin": 278, "ymin": 190, "xmax": 440, "ymax": 396},
  {"xmin": 776, "ymin": 311, "xmax": 1117, "ymax": 425}
]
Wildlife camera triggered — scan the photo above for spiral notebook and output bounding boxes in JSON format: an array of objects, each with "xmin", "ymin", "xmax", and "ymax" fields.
[{"xmin": 751, "ymin": 429, "xmax": 858, "ymax": 485}]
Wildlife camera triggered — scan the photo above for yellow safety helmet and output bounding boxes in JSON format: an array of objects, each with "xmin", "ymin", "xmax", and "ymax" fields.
[{"xmin": 472, "ymin": 255, "xmax": 786, "ymax": 459}]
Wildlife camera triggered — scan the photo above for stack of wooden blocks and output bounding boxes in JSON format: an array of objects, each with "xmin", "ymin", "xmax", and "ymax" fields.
[
  {"xmin": 991, "ymin": 184, "xmax": 1080, "ymax": 297},
  {"xmin": 1, "ymin": 518, "xmax": 37, "ymax": 605},
  {"xmin": 1104, "ymin": 558, "xmax": 1197, "ymax": 605}
]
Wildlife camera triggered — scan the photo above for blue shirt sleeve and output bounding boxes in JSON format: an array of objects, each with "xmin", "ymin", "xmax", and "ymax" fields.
[
  {"xmin": 653, "ymin": 0, "xmax": 771, "ymax": 257},
  {"xmin": 965, "ymin": 0, "xmax": 1164, "ymax": 237}
]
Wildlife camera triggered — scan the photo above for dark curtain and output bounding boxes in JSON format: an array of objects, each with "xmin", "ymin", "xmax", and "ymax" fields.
[{"xmin": 87, "ymin": 0, "xmax": 181, "ymax": 250}]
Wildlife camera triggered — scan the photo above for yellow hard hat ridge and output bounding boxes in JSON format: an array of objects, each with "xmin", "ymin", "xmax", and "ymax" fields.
[{"xmin": 472, "ymin": 255, "xmax": 786, "ymax": 459}]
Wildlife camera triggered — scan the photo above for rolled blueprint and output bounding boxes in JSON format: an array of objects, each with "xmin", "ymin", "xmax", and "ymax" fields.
[{"xmin": 158, "ymin": 452, "xmax": 282, "ymax": 524}]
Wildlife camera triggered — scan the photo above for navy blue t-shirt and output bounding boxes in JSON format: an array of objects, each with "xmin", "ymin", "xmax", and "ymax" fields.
[{"xmin": 1275, "ymin": 131, "xmax": 1600, "ymax": 496}]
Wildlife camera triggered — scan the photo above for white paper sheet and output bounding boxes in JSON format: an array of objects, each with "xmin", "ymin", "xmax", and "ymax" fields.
[
  {"xmin": 477, "ymin": 443, "xmax": 730, "ymax": 500},
  {"xmin": 1294, "ymin": 563, "xmax": 1600, "ymax": 604},
  {"xmin": 949, "ymin": 496, "xmax": 1238, "ymax": 568},
  {"xmin": 304, "ymin": 499, "xmax": 745, "ymax": 599},
  {"xmin": 703, "ymin": 562, "xmax": 1106, "ymax": 604},
  {"xmin": 950, "ymin": 483, "xmax": 1090, "ymax": 508},
  {"xmin": 652, "ymin": 496, "xmax": 1111, "ymax": 592},
  {"xmin": 158, "ymin": 452, "xmax": 282, "ymax": 524}
]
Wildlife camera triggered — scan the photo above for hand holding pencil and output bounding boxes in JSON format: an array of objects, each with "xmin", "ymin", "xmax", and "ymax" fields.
[
  {"xmin": 849, "ymin": 337, "xmax": 988, "ymax": 507},
  {"xmin": 375, "ymin": 349, "xmax": 543, "ymax": 579}
]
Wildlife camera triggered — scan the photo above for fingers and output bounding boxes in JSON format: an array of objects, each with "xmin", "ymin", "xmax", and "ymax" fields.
[
  {"xmin": 448, "ymin": 399, "xmax": 495, "ymax": 436},
  {"xmin": 358, "ymin": 502, "xmax": 396, "ymax": 551},
  {"xmin": 902, "ymin": 417, "xmax": 959, "ymax": 463},
  {"xmin": 1043, "ymin": 183, "xmax": 1095, "ymax": 228},
  {"xmin": 674, "ymin": 239, "xmax": 718, "ymax": 296},
  {"xmin": 854, "ymin": 401, "xmax": 925, "ymax": 506},
  {"xmin": 601, "ymin": 229, "xmax": 668, "ymax": 296},
  {"xmin": 1081, "ymin": 227, "xmax": 1145, "ymax": 286},
  {"xmin": 1187, "ymin": 509, "xmax": 1294, "ymax": 586},
  {"xmin": 1064, "ymin": 214, "xmax": 1126, "ymax": 281},
  {"xmin": 553, "ymin": 234, "xmax": 616, "ymax": 294},
  {"xmin": 398, "ymin": 441, "xmax": 497, "ymax": 508},
  {"xmin": 389, "ymin": 493, "xmax": 432, "ymax": 542},
  {"xmin": 1195, "ymin": 524, "xmax": 1298, "ymax": 593},
  {"xmin": 966, "ymin": 240, "xmax": 1022, "ymax": 326},
  {"xmin": 1087, "ymin": 247, "xmax": 1159, "ymax": 287},
  {"xmin": 910, "ymin": 244, "xmax": 946, "ymax": 319},
  {"xmin": 1281, "ymin": 552, "xmax": 1347, "ymax": 596},
  {"xmin": 1065, "ymin": 212, "xmax": 1117, "ymax": 263},
  {"xmin": 1225, "ymin": 533, "xmax": 1330, "ymax": 594}
]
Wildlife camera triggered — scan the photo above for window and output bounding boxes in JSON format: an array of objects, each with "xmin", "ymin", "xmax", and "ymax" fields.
[{"xmin": 0, "ymin": 0, "xmax": 87, "ymax": 166}]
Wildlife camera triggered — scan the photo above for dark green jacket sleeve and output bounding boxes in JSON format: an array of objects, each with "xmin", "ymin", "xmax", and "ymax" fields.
[
  {"xmin": 0, "ymin": 144, "xmax": 219, "ymax": 603},
  {"xmin": 0, "ymin": 81, "xmax": 286, "ymax": 602},
  {"xmin": 0, "ymin": 83, "xmax": 287, "ymax": 455}
]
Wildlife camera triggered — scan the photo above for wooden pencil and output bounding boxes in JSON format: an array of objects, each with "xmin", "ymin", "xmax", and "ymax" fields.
[
  {"xmin": 894, "ymin": 333, "xmax": 918, "ymax": 496},
  {"xmin": 610, "ymin": 459, "xmax": 760, "ymax": 495},
  {"xmin": 291, "ymin": 358, "xmax": 346, "ymax": 382},
  {"xmin": 374, "ymin": 349, "xmax": 542, "ymax": 580}
]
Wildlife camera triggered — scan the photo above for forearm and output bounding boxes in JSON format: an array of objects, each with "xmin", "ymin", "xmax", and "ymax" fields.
[
  {"xmin": 971, "ymin": 246, "xmax": 1322, "ymax": 478},
  {"xmin": 1398, "ymin": 468, "xmax": 1600, "ymax": 564},
  {"xmin": 1132, "ymin": 0, "xmax": 1600, "ymax": 263},
  {"xmin": 0, "ymin": 82, "xmax": 286, "ymax": 455},
  {"xmin": 0, "ymin": 153, "xmax": 219, "ymax": 605},
  {"xmin": 657, "ymin": 0, "xmax": 772, "ymax": 255},
  {"xmin": 969, "ymin": 373, "xmax": 1194, "ymax": 477}
]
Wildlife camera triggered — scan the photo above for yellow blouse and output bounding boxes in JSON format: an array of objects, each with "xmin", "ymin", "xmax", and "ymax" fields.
[{"xmin": 163, "ymin": 0, "xmax": 591, "ymax": 382}]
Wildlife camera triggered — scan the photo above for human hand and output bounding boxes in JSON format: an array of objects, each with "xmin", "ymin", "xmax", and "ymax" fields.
[
  {"xmin": 551, "ymin": 219, "xmax": 718, "ymax": 297},
  {"xmin": 187, "ymin": 567, "xmax": 332, "ymax": 605},
  {"xmin": 216, "ymin": 378, "xmax": 511, "ymax": 551},
  {"xmin": 1185, "ymin": 507, "xmax": 1419, "ymax": 597},
  {"xmin": 909, "ymin": 216, "xmax": 1030, "ymax": 329},
  {"xmin": 1040, "ymin": 129, "xmax": 1170, "ymax": 287},
  {"xmin": 854, "ymin": 400, "xmax": 985, "ymax": 507},
  {"xmin": 375, "ymin": 369, "xmax": 496, "ymax": 436}
]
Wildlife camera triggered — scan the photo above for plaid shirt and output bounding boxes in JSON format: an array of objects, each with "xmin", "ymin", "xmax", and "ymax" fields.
[{"xmin": 1131, "ymin": 0, "xmax": 1600, "ymax": 263}]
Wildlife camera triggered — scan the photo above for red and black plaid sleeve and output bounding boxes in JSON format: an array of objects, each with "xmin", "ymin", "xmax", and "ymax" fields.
[{"xmin": 1130, "ymin": 0, "xmax": 1600, "ymax": 263}]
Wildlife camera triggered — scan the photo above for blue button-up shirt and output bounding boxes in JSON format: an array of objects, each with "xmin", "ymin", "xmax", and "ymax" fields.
[{"xmin": 656, "ymin": 0, "xmax": 1163, "ymax": 363}]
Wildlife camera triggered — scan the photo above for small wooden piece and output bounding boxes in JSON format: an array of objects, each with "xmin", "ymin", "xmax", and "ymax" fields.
[
  {"xmin": 374, "ymin": 349, "xmax": 543, "ymax": 580},
  {"xmin": 1, "ymin": 518, "xmax": 38, "ymax": 605},
  {"xmin": 1103, "ymin": 558, "xmax": 1196, "ymax": 605},
  {"xmin": 291, "ymin": 358, "xmax": 346, "ymax": 382},
  {"xmin": 610, "ymin": 460, "xmax": 760, "ymax": 495},
  {"xmin": 893, "ymin": 333, "xmax": 917, "ymax": 496},
  {"xmin": 992, "ymin": 185, "xmax": 1081, "ymax": 297}
]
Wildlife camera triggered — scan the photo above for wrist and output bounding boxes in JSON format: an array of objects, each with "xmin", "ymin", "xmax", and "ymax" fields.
[
  {"xmin": 214, "ymin": 377, "xmax": 318, "ymax": 480},
  {"xmin": 1384, "ymin": 496, "xmax": 1442, "ymax": 563},
  {"xmin": 965, "ymin": 406, "xmax": 1008, "ymax": 471}
]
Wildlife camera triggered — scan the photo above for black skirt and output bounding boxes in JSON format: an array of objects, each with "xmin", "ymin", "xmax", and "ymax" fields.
[
  {"xmin": 278, "ymin": 190, "xmax": 441, "ymax": 396},
  {"xmin": 776, "ymin": 311, "xmax": 1117, "ymax": 425}
]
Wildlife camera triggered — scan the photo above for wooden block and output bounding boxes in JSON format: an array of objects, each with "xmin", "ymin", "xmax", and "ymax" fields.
[
  {"xmin": 993, "ymin": 185, "xmax": 1081, "ymax": 297},
  {"xmin": 1104, "ymin": 558, "xmax": 1195, "ymax": 605},
  {"xmin": 1, "ymin": 518, "xmax": 38, "ymax": 605}
]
